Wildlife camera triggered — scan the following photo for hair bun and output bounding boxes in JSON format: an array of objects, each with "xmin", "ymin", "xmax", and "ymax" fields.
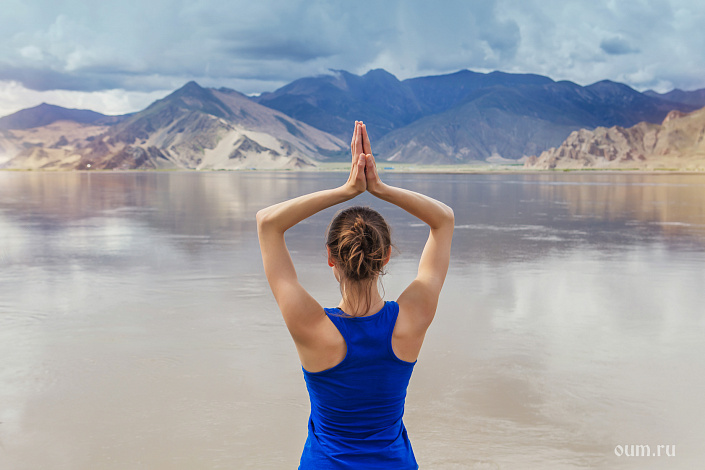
[
  {"xmin": 353, "ymin": 217, "xmax": 366, "ymax": 231},
  {"xmin": 326, "ymin": 206, "xmax": 392, "ymax": 283}
]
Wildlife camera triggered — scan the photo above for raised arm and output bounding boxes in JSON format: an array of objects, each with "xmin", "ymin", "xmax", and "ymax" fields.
[
  {"xmin": 256, "ymin": 122, "xmax": 367, "ymax": 345},
  {"xmin": 361, "ymin": 125, "xmax": 454, "ymax": 336}
]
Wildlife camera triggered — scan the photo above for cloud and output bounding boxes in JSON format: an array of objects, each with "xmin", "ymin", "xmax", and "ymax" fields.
[
  {"xmin": 0, "ymin": 65, "xmax": 124, "ymax": 92},
  {"xmin": 0, "ymin": 0, "xmax": 525, "ymax": 94},
  {"xmin": 600, "ymin": 37, "xmax": 640, "ymax": 55},
  {"xmin": 395, "ymin": 0, "xmax": 520, "ymax": 74},
  {"xmin": 0, "ymin": 80, "xmax": 171, "ymax": 118},
  {"xmin": 493, "ymin": 0, "xmax": 705, "ymax": 91},
  {"xmin": 0, "ymin": 0, "xmax": 704, "ymax": 110},
  {"xmin": 227, "ymin": 40, "xmax": 337, "ymax": 62}
]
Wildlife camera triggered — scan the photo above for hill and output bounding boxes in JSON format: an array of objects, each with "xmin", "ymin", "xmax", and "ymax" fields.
[{"xmin": 524, "ymin": 107, "xmax": 705, "ymax": 170}]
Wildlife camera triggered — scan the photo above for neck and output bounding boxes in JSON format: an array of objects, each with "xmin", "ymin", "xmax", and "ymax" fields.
[{"xmin": 337, "ymin": 278, "xmax": 384, "ymax": 316}]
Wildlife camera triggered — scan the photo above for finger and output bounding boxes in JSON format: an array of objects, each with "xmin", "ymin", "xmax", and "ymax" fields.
[
  {"xmin": 365, "ymin": 154, "xmax": 377, "ymax": 179},
  {"xmin": 362, "ymin": 124, "xmax": 372, "ymax": 154},
  {"xmin": 358, "ymin": 153, "xmax": 366, "ymax": 174},
  {"xmin": 357, "ymin": 154, "xmax": 367, "ymax": 187},
  {"xmin": 351, "ymin": 122, "xmax": 358, "ymax": 159},
  {"xmin": 352, "ymin": 121, "xmax": 362, "ymax": 156},
  {"xmin": 350, "ymin": 151, "xmax": 360, "ymax": 177},
  {"xmin": 354, "ymin": 122, "xmax": 363, "ymax": 158}
]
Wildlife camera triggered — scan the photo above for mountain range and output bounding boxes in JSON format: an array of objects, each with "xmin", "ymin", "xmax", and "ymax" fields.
[
  {"xmin": 1, "ymin": 68, "xmax": 704, "ymax": 170},
  {"xmin": 256, "ymin": 69, "xmax": 702, "ymax": 163},
  {"xmin": 1, "ymin": 82, "xmax": 343, "ymax": 170}
]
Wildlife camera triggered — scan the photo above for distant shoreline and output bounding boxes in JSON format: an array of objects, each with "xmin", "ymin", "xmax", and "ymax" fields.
[
  {"xmin": 3, "ymin": 165, "xmax": 705, "ymax": 175},
  {"xmin": 310, "ymin": 162, "xmax": 705, "ymax": 175}
]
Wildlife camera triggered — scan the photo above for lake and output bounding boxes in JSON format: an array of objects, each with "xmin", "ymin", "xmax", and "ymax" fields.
[{"xmin": 1, "ymin": 171, "xmax": 704, "ymax": 469}]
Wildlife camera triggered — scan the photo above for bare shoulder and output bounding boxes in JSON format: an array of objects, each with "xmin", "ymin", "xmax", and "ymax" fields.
[
  {"xmin": 391, "ymin": 299, "xmax": 430, "ymax": 363},
  {"xmin": 293, "ymin": 310, "xmax": 347, "ymax": 373}
]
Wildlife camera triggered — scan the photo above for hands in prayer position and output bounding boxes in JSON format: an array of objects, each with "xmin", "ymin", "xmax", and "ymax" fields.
[{"xmin": 345, "ymin": 121, "xmax": 383, "ymax": 197}]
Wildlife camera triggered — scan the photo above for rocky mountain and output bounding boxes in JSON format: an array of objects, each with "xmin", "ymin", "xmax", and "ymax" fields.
[
  {"xmin": 3, "ymin": 69, "xmax": 704, "ymax": 170},
  {"xmin": 644, "ymin": 88, "xmax": 705, "ymax": 109},
  {"xmin": 1, "ymin": 82, "xmax": 344, "ymax": 170},
  {"xmin": 375, "ymin": 79, "xmax": 696, "ymax": 163},
  {"xmin": 255, "ymin": 69, "xmax": 695, "ymax": 164},
  {"xmin": 403, "ymin": 69, "xmax": 553, "ymax": 114},
  {"xmin": 524, "ymin": 106, "xmax": 705, "ymax": 170},
  {"xmin": 253, "ymin": 69, "xmax": 557, "ymax": 142},
  {"xmin": 374, "ymin": 86, "xmax": 579, "ymax": 164},
  {"xmin": 253, "ymin": 69, "xmax": 424, "ymax": 142}
]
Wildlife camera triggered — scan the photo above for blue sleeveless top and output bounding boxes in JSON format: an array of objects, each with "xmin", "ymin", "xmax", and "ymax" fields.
[{"xmin": 300, "ymin": 301, "xmax": 418, "ymax": 469}]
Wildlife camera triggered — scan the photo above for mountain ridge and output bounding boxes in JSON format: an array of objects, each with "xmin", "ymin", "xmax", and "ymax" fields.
[
  {"xmin": 1, "ymin": 81, "xmax": 344, "ymax": 170},
  {"xmin": 254, "ymin": 69, "xmax": 700, "ymax": 163},
  {"xmin": 2, "ymin": 69, "xmax": 705, "ymax": 169},
  {"xmin": 644, "ymin": 88, "xmax": 705, "ymax": 108},
  {"xmin": 0, "ymin": 103, "xmax": 120, "ymax": 131}
]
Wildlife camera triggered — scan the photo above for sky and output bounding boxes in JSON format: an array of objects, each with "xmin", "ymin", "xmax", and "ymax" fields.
[{"xmin": 1, "ymin": 0, "xmax": 704, "ymax": 118}]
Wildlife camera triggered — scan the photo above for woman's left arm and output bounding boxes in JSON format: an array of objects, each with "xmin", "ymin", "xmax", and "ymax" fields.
[{"xmin": 256, "ymin": 122, "xmax": 367, "ymax": 344}]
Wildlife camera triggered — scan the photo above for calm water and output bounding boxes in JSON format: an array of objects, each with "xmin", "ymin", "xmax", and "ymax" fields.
[{"xmin": 1, "ymin": 171, "xmax": 704, "ymax": 469}]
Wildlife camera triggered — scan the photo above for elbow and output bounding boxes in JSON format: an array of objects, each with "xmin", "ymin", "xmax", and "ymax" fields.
[
  {"xmin": 255, "ymin": 208, "xmax": 271, "ymax": 231},
  {"xmin": 256, "ymin": 207, "xmax": 285, "ymax": 235},
  {"xmin": 429, "ymin": 205, "xmax": 454, "ymax": 232},
  {"xmin": 438, "ymin": 204, "xmax": 454, "ymax": 229},
  {"xmin": 444, "ymin": 205, "xmax": 455, "ymax": 225}
]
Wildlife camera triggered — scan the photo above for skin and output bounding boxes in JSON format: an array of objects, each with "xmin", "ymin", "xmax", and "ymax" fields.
[{"xmin": 256, "ymin": 121, "xmax": 454, "ymax": 372}]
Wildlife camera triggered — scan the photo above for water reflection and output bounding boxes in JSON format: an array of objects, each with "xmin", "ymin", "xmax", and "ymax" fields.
[{"xmin": 1, "ymin": 171, "xmax": 704, "ymax": 469}]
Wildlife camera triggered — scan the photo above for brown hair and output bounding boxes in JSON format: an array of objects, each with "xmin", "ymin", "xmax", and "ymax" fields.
[{"xmin": 326, "ymin": 206, "xmax": 392, "ymax": 315}]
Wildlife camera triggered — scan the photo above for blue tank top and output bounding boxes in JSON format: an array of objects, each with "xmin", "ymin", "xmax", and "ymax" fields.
[{"xmin": 300, "ymin": 301, "xmax": 418, "ymax": 469}]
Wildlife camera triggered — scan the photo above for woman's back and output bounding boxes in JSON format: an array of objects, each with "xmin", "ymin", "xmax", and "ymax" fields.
[
  {"xmin": 256, "ymin": 121, "xmax": 453, "ymax": 468},
  {"xmin": 301, "ymin": 301, "xmax": 417, "ymax": 469}
]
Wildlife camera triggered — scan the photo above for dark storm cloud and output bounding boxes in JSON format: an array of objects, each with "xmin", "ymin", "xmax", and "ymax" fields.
[
  {"xmin": 600, "ymin": 38, "xmax": 640, "ymax": 56},
  {"xmin": 228, "ymin": 41, "xmax": 337, "ymax": 62},
  {"xmin": 0, "ymin": 64, "xmax": 129, "ymax": 92}
]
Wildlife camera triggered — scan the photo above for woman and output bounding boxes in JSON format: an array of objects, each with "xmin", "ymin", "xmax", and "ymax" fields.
[{"xmin": 256, "ymin": 121, "xmax": 454, "ymax": 469}]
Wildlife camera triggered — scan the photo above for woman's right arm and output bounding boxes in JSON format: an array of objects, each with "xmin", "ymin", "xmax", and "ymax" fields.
[
  {"xmin": 256, "ymin": 122, "xmax": 367, "ymax": 348},
  {"xmin": 361, "ymin": 125, "xmax": 454, "ymax": 339}
]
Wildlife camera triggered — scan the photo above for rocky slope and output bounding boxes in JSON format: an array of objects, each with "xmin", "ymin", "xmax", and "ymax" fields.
[
  {"xmin": 0, "ymin": 121, "xmax": 110, "ymax": 167},
  {"xmin": 1, "ymin": 82, "xmax": 344, "ymax": 170},
  {"xmin": 524, "ymin": 107, "xmax": 705, "ymax": 170}
]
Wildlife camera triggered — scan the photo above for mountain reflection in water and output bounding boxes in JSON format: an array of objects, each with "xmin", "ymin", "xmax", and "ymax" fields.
[{"xmin": 1, "ymin": 171, "xmax": 704, "ymax": 469}]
